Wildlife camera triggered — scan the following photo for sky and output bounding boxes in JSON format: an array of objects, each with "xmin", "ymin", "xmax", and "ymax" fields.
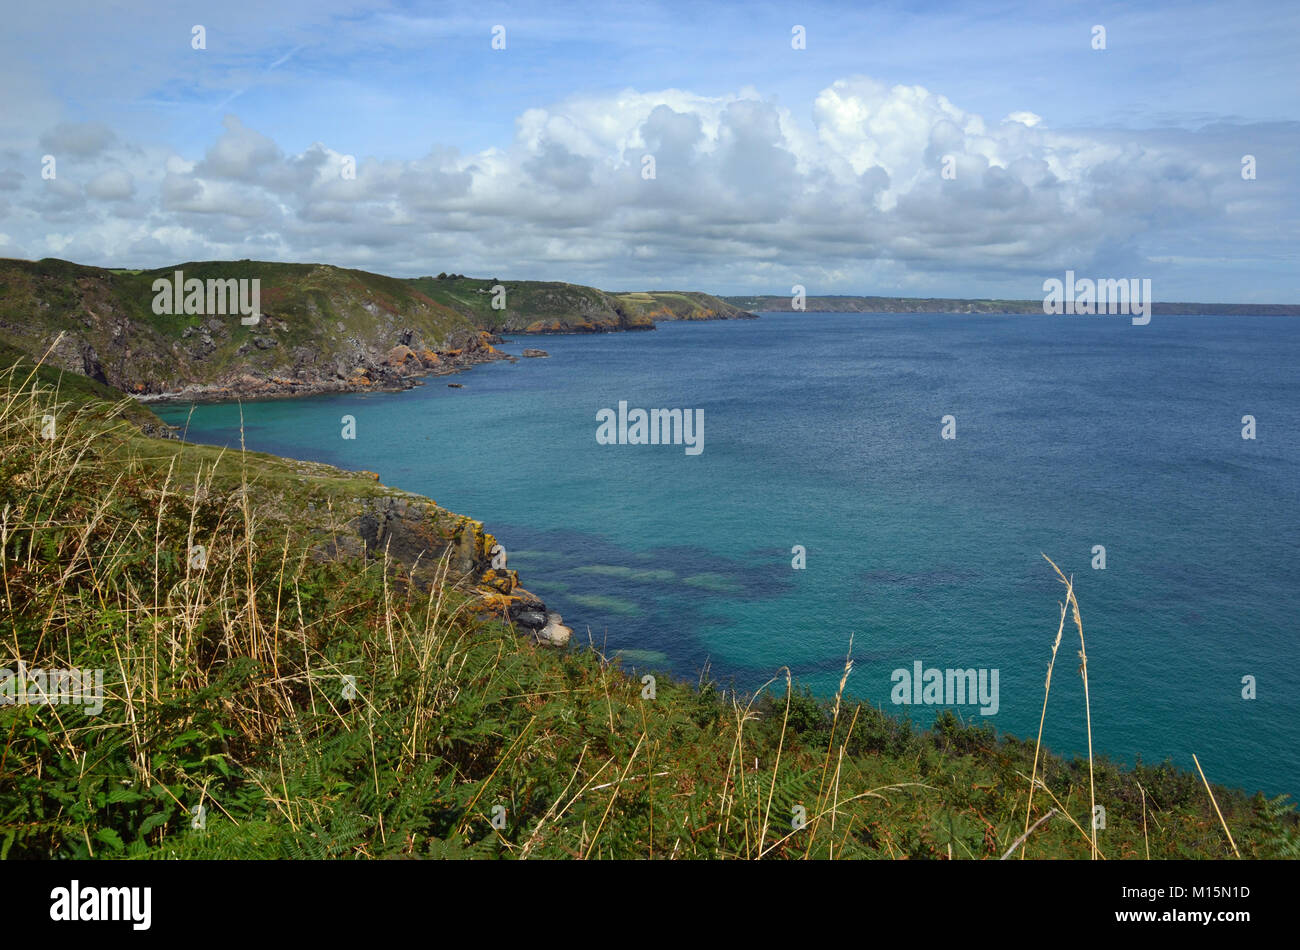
[{"xmin": 1, "ymin": 0, "xmax": 1297, "ymax": 301}]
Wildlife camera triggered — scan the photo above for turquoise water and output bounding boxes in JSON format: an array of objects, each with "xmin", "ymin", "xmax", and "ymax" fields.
[{"xmin": 154, "ymin": 313, "xmax": 1300, "ymax": 796}]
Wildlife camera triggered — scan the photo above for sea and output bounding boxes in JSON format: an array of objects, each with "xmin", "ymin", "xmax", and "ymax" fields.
[{"xmin": 153, "ymin": 312, "xmax": 1300, "ymax": 797}]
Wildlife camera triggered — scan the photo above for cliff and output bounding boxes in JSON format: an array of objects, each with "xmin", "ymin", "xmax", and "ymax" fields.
[
  {"xmin": 615, "ymin": 290, "xmax": 758, "ymax": 323},
  {"xmin": 0, "ymin": 338, "xmax": 553, "ymax": 640},
  {"xmin": 0, "ymin": 258, "xmax": 756, "ymax": 402},
  {"xmin": 406, "ymin": 276, "xmax": 756, "ymax": 333},
  {"xmin": 0, "ymin": 258, "xmax": 502, "ymax": 400}
]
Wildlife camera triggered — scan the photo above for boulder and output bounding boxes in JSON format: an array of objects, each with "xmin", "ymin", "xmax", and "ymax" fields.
[
  {"xmin": 385, "ymin": 344, "xmax": 417, "ymax": 366},
  {"xmin": 522, "ymin": 348, "xmax": 549, "ymax": 358},
  {"xmin": 535, "ymin": 613, "xmax": 572, "ymax": 648},
  {"xmin": 513, "ymin": 608, "xmax": 548, "ymax": 629}
]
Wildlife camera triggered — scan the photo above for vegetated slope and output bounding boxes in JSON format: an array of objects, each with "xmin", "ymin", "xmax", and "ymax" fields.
[
  {"xmin": 405, "ymin": 274, "xmax": 651, "ymax": 333},
  {"xmin": 723, "ymin": 294, "xmax": 1300, "ymax": 315},
  {"xmin": 0, "ymin": 340, "xmax": 167, "ymax": 433},
  {"xmin": 405, "ymin": 275, "xmax": 756, "ymax": 333},
  {"xmin": 2, "ymin": 351, "xmax": 1295, "ymax": 860},
  {"xmin": 616, "ymin": 290, "xmax": 758, "ymax": 323},
  {"xmin": 0, "ymin": 258, "xmax": 503, "ymax": 399},
  {"xmin": 0, "ymin": 259, "xmax": 758, "ymax": 400}
]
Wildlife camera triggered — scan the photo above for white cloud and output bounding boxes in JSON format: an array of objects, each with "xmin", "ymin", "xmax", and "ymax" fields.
[
  {"xmin": 1004, "ymin": 111, "xmax": 1043, "ymax": 128},
  {"xmin": 3, "ymin": 76, "xmax": 1292, "ymax": 299},
  {"xmin": 85, "ymin": 168, "xmax": 134, "ymax": 201},
  {"xmin": 38, "ymin": 121, "xmax": 115, "ymax": 157}
]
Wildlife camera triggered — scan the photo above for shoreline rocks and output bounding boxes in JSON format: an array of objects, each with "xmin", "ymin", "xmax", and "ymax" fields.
[
  {"xmin": 324, "ymin": 495, "xmax": 565, "ymax": 647},
  {"xmin": 535, "ymin": 614, "xmax": 573, "ymax": 647},
  {"xmin": 132, "ymin": 332, "xmax": 507, "ymax": 404}
]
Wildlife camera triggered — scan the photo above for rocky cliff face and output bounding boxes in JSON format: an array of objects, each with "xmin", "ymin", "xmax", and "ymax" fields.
[
  {"xmin": 615, "ymin": 291, "xmax": 759, "ymax": 324},
  {"xmin": 0, "ymin": 258, "xmax": 504, "ymax": 399},
  {"xmin": 0, "ymin": 275, "xmax": 572, "ymax": 646},
  {"xmin": 404, "ymin": 277, "xmax": 756, "ymax": 334},
  {"xmin": 319, "ymin": 493, "xmax": 559, "ymax": 643},
  {"xmin": 0, "ymin": 259, "xmax": 755, "ymax": 401}
]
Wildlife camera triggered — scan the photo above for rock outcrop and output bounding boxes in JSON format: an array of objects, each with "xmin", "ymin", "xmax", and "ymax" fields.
[
  {"xmin": 535, "ymin": 614, "xmax": 573, "ymax": 647},
  {"xmin": 0, "ymin": 258, "xmax": 509, "ymax": 402},
  {"xmin": 322, "ymin": 493, "xmax": 556, "ymax": 642},
  {"xmin": 0, "ymin": 259, "xmax": 757, "ymax": 402}
]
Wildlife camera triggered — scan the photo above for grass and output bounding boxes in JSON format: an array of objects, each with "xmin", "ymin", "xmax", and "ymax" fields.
[
  {"xmin": 0, "ymin": 258, "xmax": 483, "ymax": 395},
  {"xmin": 1025, "ymin": 554, "xmax": 1097, "ymax": 859},
  {"xmin": 0, "ymin": 258, "xmax": 756, "ymax": 400},
  {"xmin": 1, "ymin": 354, "xmax": 1297, "ymax": 859}
]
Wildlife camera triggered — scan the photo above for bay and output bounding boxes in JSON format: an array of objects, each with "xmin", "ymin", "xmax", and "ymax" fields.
[{"xmin": 154, "ymin": 312, "xmax": 1300, "ymax": 796}]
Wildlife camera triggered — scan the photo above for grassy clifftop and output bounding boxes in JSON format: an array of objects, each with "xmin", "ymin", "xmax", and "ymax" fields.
[
  {"xmin": 406, "ymin": 275, "xmax": 755, "ymax": 333},
  {"xmin": 1, "ymin": 351, "xmax": 1295, "ymax": 860},
  {"xmin": 405, "ymin": 274, "xmax": 650, "ymax": 333},
  {"xmin": 616, "ymin": 290, "xmax": 757, "ymax": 323},
  {"xmin": 0, "ymin": 258, "xmax": 497, "ymax": 399},
  {"xmin": 0, "ymin": 258, "xmax": 755, "ymax": 400}
]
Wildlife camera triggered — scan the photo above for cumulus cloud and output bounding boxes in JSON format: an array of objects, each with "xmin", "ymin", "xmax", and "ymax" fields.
[
  {"xmin": 85, "ymin": 168, "xmax": 134, "ymax": 201},
  {"xmin": 38, "ymin": 121, "xmax": 115, "ymax": 157},
  {"xmin": 1004, "ymin": 112, "xmax": 1043, "ymax": 128},
  {"xmin": 196, "ymin": 116, "xmax": 283, "ymax": 182},
  {"xmin": 3, "ymin": 77, "xmax": 1293, "ymax": 298}
]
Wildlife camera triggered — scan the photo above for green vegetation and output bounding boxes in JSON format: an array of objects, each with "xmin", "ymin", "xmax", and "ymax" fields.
[
  {"xmin": 0, "ymin": 257, "xmax": 482, "ymax": 395},
  {"xmin": 406, "ymin": 274, "xmax": 652, "ymax": 333},
  {"xmin": 0, "ymin": 257, "xmax": 755, "ymax": 397},
  {"xmin": 404, "ymin": 277, "xmax": 753, "ymax": 333},
  {"xmin": 617, "ymin": 290, "xmax": 754, "ymax": 323},
  {"xmin": 2, "ymin": 352, "xmax": 1295, "ymax": 859}
]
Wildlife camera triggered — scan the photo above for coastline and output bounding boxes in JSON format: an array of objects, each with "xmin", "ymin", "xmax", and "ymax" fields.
[
  {"xmin": 129, "ymin": 309, "xmax": 752, "ymax": 405},
  {"xmin": 5, "ymin": 315, "xmax": 1292, "ymax": 861},
  {"xmin": 132, "ymin": 314, "xmax": 752, "ymax": 640},
  {"xmin": 148, "ymin": 311, "xmax": 1300, "ymax": 800},
  {"xmin": 132, "ymin": 339, "xmax": 513, "ymax": 404}
]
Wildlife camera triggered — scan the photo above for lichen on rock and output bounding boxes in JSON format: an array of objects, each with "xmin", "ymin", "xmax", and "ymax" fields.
[{"xmin": 325, "ymin": 495, "xmax": 558, "ymax": 642}]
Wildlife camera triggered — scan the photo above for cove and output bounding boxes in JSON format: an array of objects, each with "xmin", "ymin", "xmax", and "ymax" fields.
[{"xmin": 153, "ymin": 312, "xmax": 1300, "ymax": 797}]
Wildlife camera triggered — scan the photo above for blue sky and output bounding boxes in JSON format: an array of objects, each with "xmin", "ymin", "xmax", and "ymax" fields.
[{"xmin": 2, "ymin": 0, "xmax": 1297, "ymax": 300}]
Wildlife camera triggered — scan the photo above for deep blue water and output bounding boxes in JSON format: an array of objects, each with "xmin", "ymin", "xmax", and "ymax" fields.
[{"xmin": 154, "ymin": 313, "xmax": 1300, "ymax": 797}]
